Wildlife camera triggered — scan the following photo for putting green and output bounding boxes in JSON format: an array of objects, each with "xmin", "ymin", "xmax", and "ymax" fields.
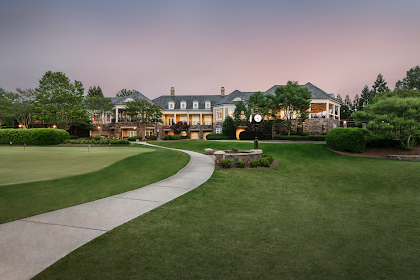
[{"xmin": 0, "ymin": 146, "xmax": 155, "ymax": 186}]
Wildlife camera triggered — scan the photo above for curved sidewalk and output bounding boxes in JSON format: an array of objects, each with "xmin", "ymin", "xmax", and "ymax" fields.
[{"xmin": 0, "ymin": 143, "xmax": 214, "ymax": 280}]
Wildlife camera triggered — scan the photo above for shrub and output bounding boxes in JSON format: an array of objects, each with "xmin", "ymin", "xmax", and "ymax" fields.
[
  {"xmin": 0, "ymin": 128, "xmax": 69, "ymax": 145},
  {"xmin": 180, "ymin": 136, "xmax": 189, "ymax": 139},
  {"xmin": 149, "ymin": 135, "xmax": 157, "ymax": 140},
  {"xmin": 221, "ymin": 159, "xmax": 232, "ymax": 168},
  {"xmin": 264, "ymin": 134, "xmax": 273, "ymax": 140},
  {"xmin": 326, "ymin": 127, "xmax": 366, "ymax": 153},
  {"xmin": 206, "ymin": 133, "xmax": 229, "ymax": 140},
  {"xmin": 262, "ymin": 154, "xmax": 274, "ymax": 164},
  {"xmin": 222, "ymin": 116, "xmax": 236, "ymax": 139},
  {"xmin": 235, "ymin": 161, "xmax": 246, "ymax": 168},
  {"xmin": 69, "ymin": 135, "xmax": 78, "ymax": 139},
  {"xmin": 259, "ymin": 157, "xmax": 271, "ymax": 167},
  {"xmin": 239, "ymin": 131, "xmax": 265, "ymax": 140},
  {"xmin": 366, "ymin": 134, "xmax": 400, "ymax": 148},
  {"xmin": 93, "ymin": 136, "xmax": 100, "ymax": 141},
  {"xmin": 250, "ymin": 159, "xmax": 259, "ymax": 168},
  {"xmin": 164, "ymin": 135, "xmax": 181, "ymax": 140},
  {"xmin": 273, "ymin": 135, "xmax": 326, "ymax": 141},
  {"xmin": 128, "ymin": 136, "xmax": 141, "ymax": 141},
  {"xmin": 301, "ymin": 132, "xmax": 310, "ymax": 136}
]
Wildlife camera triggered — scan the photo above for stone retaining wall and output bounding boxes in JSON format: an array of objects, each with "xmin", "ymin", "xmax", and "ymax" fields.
[{"xmin": 388, "ymin": 155, "xmax": 420, "ymax": 162}]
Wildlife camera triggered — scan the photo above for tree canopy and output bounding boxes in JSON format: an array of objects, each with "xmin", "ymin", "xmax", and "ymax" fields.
[
  {"xmin": 233, "ymin": 100, "xmax": 251, "ymax": 127},
  {"xmin": 272, "ymin": 81, "xmax": 311, "ymax": 135},
  {"xmin": 34, "ymin": 71, "xmax": 87, "ymax": 130},
  {"xmin": 222, "ymin": 116, "xmax": 236, "ymax": 139},
  {"xmin": 124, "ymin": 99, "xmax": 162, "ymax": 123},
  {"xmin": 395, "ymin": 65, "xmax": 420, "ymax": 91},
  {"xmin": 87, "ymin": 86, "xmax": 104, "ymax": 97},
  {"xmin": 353, "ymin": 96, "xmax": 420, "ymax": 149},
  {"xmin": 116, "ymin": 89, "xmax": 135, "ymax": 98},
  {"xmin": 84, "ymin": 94, "xmax": 114, "ymax": 135},
  {"xmin": 0, "ymin": 88, "xmax": 14, "ymax": 127}
]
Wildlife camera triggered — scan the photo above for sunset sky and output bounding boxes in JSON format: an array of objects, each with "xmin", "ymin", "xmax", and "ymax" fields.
[{"xmin": 1, "ymin": 0, "xmax": 419, "ymax": 100}]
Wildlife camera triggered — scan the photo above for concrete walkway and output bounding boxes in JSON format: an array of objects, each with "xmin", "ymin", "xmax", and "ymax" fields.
[{"xmin": 0, "ymin": 143, "xmax": 214, "ymax": 280}]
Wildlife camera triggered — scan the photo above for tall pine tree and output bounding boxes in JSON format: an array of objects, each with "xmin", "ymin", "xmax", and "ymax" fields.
[{"xmin": 371, "ymin": 74, "xmax": 389, "ymax": 97}]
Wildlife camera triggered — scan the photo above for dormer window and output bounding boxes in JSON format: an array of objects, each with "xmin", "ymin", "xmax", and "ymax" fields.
[
  {"xmin": 193, "ymin": 100, "xmax": 199, "ymax": 109},
  {"xmin": 168, "ymin": 101, "xmax": 175, "ymax": 109},
  {"xmin": 180, "ymin": 101, "xmax": 186, "ymax": 109},
  {"xmin": 205, "ymin": 101, "xmax": 211, "ymax": 109}
]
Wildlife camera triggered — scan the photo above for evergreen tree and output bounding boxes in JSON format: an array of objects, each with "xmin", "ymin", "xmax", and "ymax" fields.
[
  {"xmin": 222, "ymin": 116, "xmax": 236, "ymax": 139},
  {"xmin": 340, "ymin": 95, "xmax": 353, "ymax": 119},
  {"xmin": 87, "ymin": 86, "xmax": 104, "ymax": 97},
  {"xmin": 359, "ymin": 85, "xmax": 371, "ymax": 108},
  {"xmin": 371, "ymin": 74, "xmax": 389, "ymax": 97},
  {"xmin": 352, "ymin": 94, "xmax": 360, "ymax": 112},
  {"xmin": 395, "ymin": 65, "xmax": 420, "ymax": 91},
  {"xmin": 116, "ymin": 89, "xmax": 135, "ymax": 97}
]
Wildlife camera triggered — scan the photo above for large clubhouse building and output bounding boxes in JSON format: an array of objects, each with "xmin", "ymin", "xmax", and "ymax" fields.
[{"xmin": 90, "ymin": 82, "xmax": 341, "ymax": 140}]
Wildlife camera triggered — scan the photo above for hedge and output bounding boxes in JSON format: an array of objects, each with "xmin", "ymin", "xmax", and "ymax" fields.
[
  {"xmin": 164, "ymin": 135, "xmax": 181, "ymax": 140},
  {"xmin": 239, "ymin": 131, "xmax": 265, "ymax": 140},
  {"xmin": 206, "ymin": 133, "xmax": 229, "ymax": 140},
  {"xmin": 0, "ymin": 128, "xmax": 69, "ymax": 145},
  {"xmin": 326, "ymin": 127, "xmax": 366, "ymax": 153},
  {"xmin": 273, "ymin": 135, "xmax": 326, "ymax": 141}
]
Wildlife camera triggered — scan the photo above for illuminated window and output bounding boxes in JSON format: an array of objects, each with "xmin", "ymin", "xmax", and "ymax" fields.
[
  {"xmin": 168, "ymin": 102, "xmax": 174, "ymax": 109},
  {"xmin": 205, "ymin": 101, "xmax": 211, "ymax": 109},
  {"xmin": 216, "ymin": 109, "xmax": 222, "ymax": 120},
  {"xmin": 180, "ymin": 101, "xmax": 186, "ymax": 109},
  {"xmin": 193, "ymin": 101, "xmax": 199, "ymax": 109}
]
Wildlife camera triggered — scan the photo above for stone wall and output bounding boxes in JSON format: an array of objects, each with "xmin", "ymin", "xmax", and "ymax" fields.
[
  {"xmin": 303, "ymin": 118, "xmax": 340, "ymax": 135},
  {"xmin": 213, "ymin": 149, "xmax": 262, "ymax": 167}
]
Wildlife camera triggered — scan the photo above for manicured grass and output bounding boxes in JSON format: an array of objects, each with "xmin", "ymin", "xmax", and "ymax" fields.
[
  {"xmin": 34, "ymin": 142, "xmax": 420, "ymax": 279},
  {"xmin": 0, "ymin": 146, "xmax": 153, "ymax": 186},
  {"xmin": 0, "ymin": 145, "xmax": 189, "ymax": 224}
]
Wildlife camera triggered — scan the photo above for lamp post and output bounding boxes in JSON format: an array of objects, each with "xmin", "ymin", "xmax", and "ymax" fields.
[{"xmin": 250, "ymin": 109, "xmax": 262, "ymax": 149}]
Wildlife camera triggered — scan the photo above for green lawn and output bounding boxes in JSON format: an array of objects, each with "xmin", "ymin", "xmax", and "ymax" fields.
[
  {"xmin": 0, "ymin": 146, "xmax": 154, "ymax": 186},
  {"xmin": 33, "ymin": 141, "xmax": 420, "ymax": 279},
  {"xmin": 0, "ymin": 145, "xmax": 189, "ymax": 224}
]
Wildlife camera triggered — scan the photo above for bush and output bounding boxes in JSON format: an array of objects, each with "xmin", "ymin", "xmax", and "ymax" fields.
[
  {"xmin": 273, "ymin": 135, "xmax": 326, "ymax": 141},
  {"xmin": 259, "ymin": 157, "xmax": 270, "ymax": 167},
  {"xmin": 235, "ymin": 161, "xmax": 246, "ymax": 168},
  {"xmin": 206, "ymin": 133, "xmax": 229, "ymax": 140},
  {"xmin": 366, "ymin": 134, "xmax": 400, "ymax": 148},
  {"xmin": 221, "ymin": 159, "xmax": 232, "ymax": 168},
  {"xmin": 180, "ymin": 136, "xmax": 189, "ymax": 139},
  {"xmin": 0, "ymin": 128, "xmax": 69, "ymax": 145},
  {"xmin": 250, "ymin": 159, "xmax": 259, "ymax": 168},
  {"xmin": 93, "ymin": 136, "xmax": 100, "ymax": 141},
  {"xmin": 164, "ymin": 135, "xmax": 181, "ymax": 140},
  {"xmin": 262, "ymin": 154, "xmax": 274, "ymax": 164},
  {"xmin": 326, "ymin": 127, "xmax": 366, "ymax": 153},
  {"xmin": 149, "ymin": 135, "xmax": 157, "ymax": 140},
  {"xmin": 222, "ymin": 116, "xmax": 236, "ymax": 139},
  {"xmin": 128, "ymin": 136, "xmax": 141, "ymax": 141},
  {"xmin": 264, "ymin": 134, "xmax": 273, "ymax": 140},
  {"xmin": 69, "ymin": 135, "xmax": 78, "ymax": 139},
  {"xmin": 239, "ymin": 131, "xmax": 265, "ymax": 140}
]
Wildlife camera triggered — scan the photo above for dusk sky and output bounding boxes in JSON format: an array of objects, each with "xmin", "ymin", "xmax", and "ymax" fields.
[{"xmin": 1, "ymin": 0, "xmax": 419, "ymax": 100}]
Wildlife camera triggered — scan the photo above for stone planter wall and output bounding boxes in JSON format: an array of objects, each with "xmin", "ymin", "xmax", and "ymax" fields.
[{"xmin": 212, "ymin": 149, "xmax": 263, "ymax": 166}]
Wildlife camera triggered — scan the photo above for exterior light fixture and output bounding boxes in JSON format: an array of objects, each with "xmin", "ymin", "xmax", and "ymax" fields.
[
  {"xmin": 97, "ymin": 126, "xmax": 100, "ymax": 129},
  {"xmin": 18, "ymin": 124, "xmax": 22, "ymax": 128},
  {"xmin": 343, "ymin": 121, "xmax": 347, "ymax": 124},
  {"xmin": 52, "ymin": 125, "xmax": 57, "ymax": 129}
]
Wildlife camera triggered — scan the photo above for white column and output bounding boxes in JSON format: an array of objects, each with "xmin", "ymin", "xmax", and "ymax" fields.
[
  {"xmin": 326, "ymin": 102, "xmax": 329, "ymax": 119},
  {"xmin": 333, "ymin": 104, "xmax": 336, "ymax": 119},
  {"xmin": 187, "ymin": 112, "xmax": 189, "ymax": 125},
  {"xmin": 338, "ymin": 104, "xmax": 341, "ymax": 120},
  {"xmin": 200, "ymin": 113, "xmax": 203, "ymax": 125},
  {"xmin": 174, "ymin": 113, "xmax": 177, "ymax": 124},
  {"xmin": 116, "ymin": 108, "xmax": 119, "ymax": 122},
  {"xmin": 222, "ymin": 107, "xmax": 225, "ymax": 120}
]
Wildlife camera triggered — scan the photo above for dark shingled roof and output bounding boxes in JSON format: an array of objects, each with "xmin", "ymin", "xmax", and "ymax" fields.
[
  {"xmin": 111, "ymin": 91, "xmax": 155, "ymax": 105},
  {"xmin": 153, "ymin": 95, "xmax": 224, "ymax": 110},
  {"xmin": 265, "ymin": 82, "xmax": 340, "ymax": 102},
  {"xmin": 214, "ymin": 90, "xmax": 257, "ymax": 105}
]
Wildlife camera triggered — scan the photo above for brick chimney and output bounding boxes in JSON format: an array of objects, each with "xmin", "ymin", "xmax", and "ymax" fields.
[
  {"xmin": 221, "ymin": 87, "xmax": 225, "ymax": 96},
  {"xmin": 170, "ymin": 87, "xmax": 175, "ymax": 97}
]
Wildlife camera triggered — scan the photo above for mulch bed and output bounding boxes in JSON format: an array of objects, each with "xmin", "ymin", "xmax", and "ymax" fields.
[
  {"xmin": 326, "ymin": 146, "xmax": 420, "ymax": 159},
  {"xmin": 214, "ymin": 160, "xmax": 279, "ymax": 170}
]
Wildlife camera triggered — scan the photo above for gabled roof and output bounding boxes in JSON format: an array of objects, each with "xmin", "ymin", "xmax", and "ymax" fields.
[
  {"xmin": 153, "ymin": 95, "xmax": 224, "ymax": 110},
  {"xmin": 214, "ymin": 90, "xmax": 256, "ymax": 105},
  {"xmin": 265, "ymin": 82, "xmax": 340, "ymax": 102},
  {"xmin": 111, "ymin": 91, "xmax": 155, "ymax": 105}
]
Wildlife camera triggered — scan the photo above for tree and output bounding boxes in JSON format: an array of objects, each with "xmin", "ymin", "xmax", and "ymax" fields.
[
  {"xmin": 272, "ymin": 81, "xmax": 311, "ymax": 135},
  {"xmin": 34, "ymin": 71, "xmax": 86, "ymax": 130},
  {"xmin": 395, "ymin": 65, "xmax": 420, "ymax": 91},
  {"xmin": 340, "ymin": 95, "xmax": 353, "ymax": 120},
  {"xmin": 124, "ymin": 99, "xmax": 162, "ymax": 138},
  {"xmin": 353, "ymin": 96, "xmax": 420, "ymax": 149},
  {"xmin": 359, "ymin": 85, "xmax": 372, "ymax": 108},
  {"xmin": 371, "ymin": 74, "xmax": 390, "ymax": 97},
  {"xmin": 84, "ymin": 94, "xmax": 114, "ymax": 136},
  {"xmin": 233, "ymin": 100, "xmax": 251, "ymax": 127},
  {"xmin": 222, "ymin": 116, "xmax": 236, "ymax": 139},
  {"xmin": 352, "ymin": 94, "xmax": 360, "ymax": 112},
  {"xmin": 13, "ymin": 88, "xmax": 35, "ymax": 129},
  {"xmin": 116, "ymin": 88, "xmax": 135, "ymax": 97},
  {"xmin": 0, "ymin": 88, "xmax": 14, "ymax": 128},
  {"xmin": 87, "ymin": 86, "xmax": 104, "ymax": 97}
]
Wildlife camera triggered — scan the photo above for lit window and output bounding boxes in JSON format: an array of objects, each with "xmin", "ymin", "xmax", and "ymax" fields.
[
  {"xmin": 193, "ymin": 102, "xmax": 198, "ymax": 109},
  {"xmin": 215, "ymin": 128, "xmax": 222, "ymax": 134},
  {"xmin": 168, "ymin": 102, "xmax": 174, "ymax": 109},
  {"xmin": 216, "ymin": 109, "xmax": 222, "ymax": 120},
  {"xmin": 205, "ymin": 102, "xmax": 211, "ymax": 108},
  {"xmin": 180, "ymin": 101, "xmax": 186, "ymax": 109}
]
